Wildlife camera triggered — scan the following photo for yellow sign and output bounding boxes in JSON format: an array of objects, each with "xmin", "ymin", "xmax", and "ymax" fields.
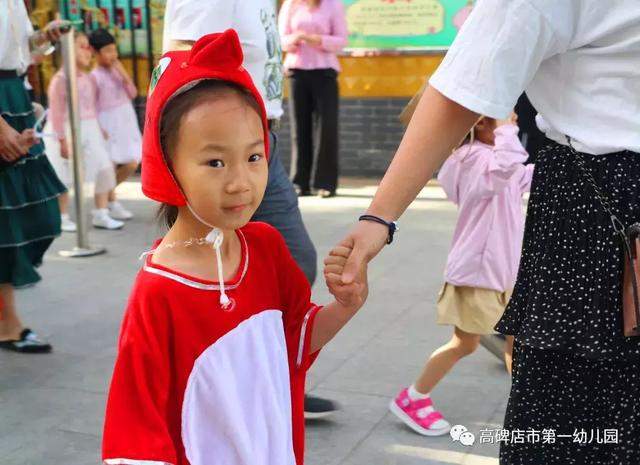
[{"xmin": 347, "ymin": 0, "xmax": 445, "ymax": 37}]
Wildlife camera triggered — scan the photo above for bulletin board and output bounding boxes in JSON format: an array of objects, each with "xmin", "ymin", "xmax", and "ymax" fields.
[{"xmin": 343, "ymin": 0, "xmax": 474, "ymax": 52}]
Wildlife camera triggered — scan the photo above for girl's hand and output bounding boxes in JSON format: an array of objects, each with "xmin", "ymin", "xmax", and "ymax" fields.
[
  {"xmin": 309, "ymin": 249, "xmax": 369, "ymax": 353},
  {"xmin": 324, "ymin": 245, "xmax": 369, "ymax": 311},
  {"xmin": 497, "ymin": 112, "xmax": 518, "ymax": 127},
  {"xmin": 101, "ymin": 128, "xmax": 109, "ymax": 141},
  {"xmin": 59, "ymin": 138, "xmax": 70, "ymax": 159},
  {"xmin": 114, "ymin": 60, "xmax": 128, "ymax": 76}
]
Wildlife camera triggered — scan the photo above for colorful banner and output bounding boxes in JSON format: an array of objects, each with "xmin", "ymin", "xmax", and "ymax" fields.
[
  {"xmin": 149, "ymin": 0, "xmax": 166, "ymax": 60},
  {"xmin": 343, "ymin": 0, "xmax": 474, "ymax": 51},
  {"xmin": 60, "ymin": 0, "xmax": 151, "ymax": 56}
]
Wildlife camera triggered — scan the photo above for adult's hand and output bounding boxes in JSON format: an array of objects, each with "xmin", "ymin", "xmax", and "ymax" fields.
[
  {"xmin": 302, "ymin": 34, "xmax": 322, "ymax": 47},
  {"xmin": 336, "ymin": 87, "xmax": 481, "ymax": 285},
  {"xmin": 291, "ymin": 32, "xmax": 307, "ymax": 46},
  {"xmin": 340, "ymin": 220, "xmax": 389, "ymax": 285},
  {"xmin": 44, "ymin": 19, "xmax": 67, "ymax": 43},
  {"xmin": 0, "ymin": 122, "xmax": 34, "ymax": 162},
  {"xmin": 20, "ymin": 129, "xmax": 38, "ymax": 148}
]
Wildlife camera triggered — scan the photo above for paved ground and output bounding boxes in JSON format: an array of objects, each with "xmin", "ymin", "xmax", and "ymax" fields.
[{"xmin": 0, "ymin": 178, "xmax": 511, "ymax": 465}]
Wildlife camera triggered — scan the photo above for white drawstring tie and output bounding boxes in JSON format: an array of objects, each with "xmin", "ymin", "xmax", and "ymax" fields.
[
  {"xmin": 205, "ymin": 228, "xmax": 231, "ymax": 308},
  {"xmin": 188, "ymin": 204, "xmax": 232, "ymax": 309},
  {"xmin": 138, "ymin": 204, "xmax": 233, "ymax": 309}
]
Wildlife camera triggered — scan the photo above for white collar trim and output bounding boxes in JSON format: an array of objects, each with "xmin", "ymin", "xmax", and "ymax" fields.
[{"xmin": 143, "ymin": 230, "xmax": 249, "ymax": 291}]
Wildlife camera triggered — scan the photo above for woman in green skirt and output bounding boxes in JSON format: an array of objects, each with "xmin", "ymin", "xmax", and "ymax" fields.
[{"xmin": 0, "ymin": 1, "xmax": 68, "ymax": 353}]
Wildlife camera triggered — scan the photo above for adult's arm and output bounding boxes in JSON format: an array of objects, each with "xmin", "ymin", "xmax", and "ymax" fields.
[
  {"xmin": 29, "ymin": 19, "xmax": 69, "ymax": 52},
  {"xmin": 339, "ymin": 0, "xmax": 572, "ymax": 283},
  {"xmin": 318, "ymin": 0, "xmax": 348, "ymax": 52},
  {"xmin": 340, "ymin": 87, "xmax": 479, "ymax": 283},
  {"xmin": 278, "ymin": 0, "xmax": 300, "ymax": 52}
]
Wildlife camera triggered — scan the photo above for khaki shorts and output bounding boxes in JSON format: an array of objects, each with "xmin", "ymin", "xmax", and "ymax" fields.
[{"xmin": 436, "ymin": 283, "xmax": 512, "ymax": 335}]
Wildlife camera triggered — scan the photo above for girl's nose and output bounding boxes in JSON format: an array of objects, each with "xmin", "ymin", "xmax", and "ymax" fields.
[{"xmin": 224, "ymin": 165, "xmax": 251, "ymax": 194}]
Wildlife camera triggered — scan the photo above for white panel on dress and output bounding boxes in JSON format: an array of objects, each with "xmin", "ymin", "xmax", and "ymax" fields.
[{"xmin": 181, "ymin": 310, "xmax": 296, "ymax": 465}]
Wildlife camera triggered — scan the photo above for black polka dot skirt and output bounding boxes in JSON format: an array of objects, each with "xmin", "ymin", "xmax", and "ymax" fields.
[
  {"xmin": 495, "ymin": 141, "xmax": 640, "ymax": 360},
  {"xmin": 496, "ymin": 142, "xmax": 640, "ymax": 464},
  {"xmin": 500, "ymin": 341, "xmax": 640, "ymax": 465}
]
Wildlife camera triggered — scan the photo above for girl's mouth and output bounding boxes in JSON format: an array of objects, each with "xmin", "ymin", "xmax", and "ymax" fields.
[{"xmin": 223, "ymin": 204, "xmax": 248, "ymax": 213}]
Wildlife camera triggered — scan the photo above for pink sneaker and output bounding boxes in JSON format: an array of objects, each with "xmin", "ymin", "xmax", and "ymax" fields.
[{"xmin": 389, "ymin": 387, "xmax": 451, "ymax": 436}]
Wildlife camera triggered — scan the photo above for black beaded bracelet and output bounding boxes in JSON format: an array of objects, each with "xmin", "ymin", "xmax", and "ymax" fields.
[{"xmin": 359, "ymin": 215, "xmax": 399, "ymax": 244}]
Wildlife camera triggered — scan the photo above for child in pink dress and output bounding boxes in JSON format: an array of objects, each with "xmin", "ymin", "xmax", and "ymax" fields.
[
  {"xmin": 89, "ymin": 28, "xmax": 142, "ymax": 221},
  {"xmin": 45, "ymin": 31, "xmax": 122, "ymax": 231},
  {"xmin": 389, "ymin": 116, "xmax": 534, "ymax": 437}
]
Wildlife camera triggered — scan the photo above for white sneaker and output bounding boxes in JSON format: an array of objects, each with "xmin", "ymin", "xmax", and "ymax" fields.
[
  {"xmin": 92, "ymin": 209, "xmax": 124, "ymax": 230},
  {"xmin": 108, "ymin": 201, "xmax": 134, "ymax": 220},
  {"xmin": 60, "ymin": 214, "xmax": 77, "ymax": 233}
]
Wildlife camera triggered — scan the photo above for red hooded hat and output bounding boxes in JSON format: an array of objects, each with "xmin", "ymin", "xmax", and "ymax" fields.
[{"xmin": 141, "ymin": 29, "xmax": 270, "ymax": 206}]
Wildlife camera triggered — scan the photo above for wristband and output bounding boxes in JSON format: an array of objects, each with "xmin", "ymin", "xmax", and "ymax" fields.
[{"xmin": 359, "ymin": 215, "xmax": 399, "ymax": 244}]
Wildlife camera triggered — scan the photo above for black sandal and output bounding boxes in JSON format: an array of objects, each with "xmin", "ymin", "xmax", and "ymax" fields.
[{"xmin": 0, "ymin": 328, "xmax": 52, "ymax": 353}]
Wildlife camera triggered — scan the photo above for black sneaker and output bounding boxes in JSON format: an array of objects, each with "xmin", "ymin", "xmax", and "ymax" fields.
[{"xmin": 304, "ymin": 395, "xmax": 339, "ymax": 420}]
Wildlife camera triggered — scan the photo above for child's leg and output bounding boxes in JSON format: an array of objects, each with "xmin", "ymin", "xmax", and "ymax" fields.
[
  {"xmin": 115, "ymin": 161, "xmax": 138, "ymax": 185},
  {"xmin": 95, "ymin": 191, "xmax": 109, "ymax": 210},
  {"xmin": 58, "ymin": 191, "xmax": 77, "ymax": 231},
  {"xmin": 504, "ymin": 335, "xmax": 514, "ymax": 374},
  {"xmin": 414, "ymin": 326, "xmax": 480, "ymax": 395},
  {"xmin": 92, "ymin": 168, "xmax": 124, "ymax": 229},
  {"xmin": 390, "ymin": 326, "xmax": 479, "ymax": 436},
  {"xmin": 58, "ymin": 191, "xmax": 69, "ymax": 215},
  {"xmin": 93, "ymin": 164, "xmax": 117, "ymax": 210},
  {"xmin": 108, "ymin": 162, "xmax": 139, "ymax": 202}
]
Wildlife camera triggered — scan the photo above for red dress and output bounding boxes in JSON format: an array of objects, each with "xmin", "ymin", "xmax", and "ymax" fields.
[{"xmin": 102, "ymin": 222, "xmax": 321, "ymax": 465}]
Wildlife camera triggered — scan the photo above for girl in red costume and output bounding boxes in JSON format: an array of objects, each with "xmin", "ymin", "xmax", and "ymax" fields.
[{"xmin": 102, "ymin": 30, "xmax": 368, "ymax": 465}]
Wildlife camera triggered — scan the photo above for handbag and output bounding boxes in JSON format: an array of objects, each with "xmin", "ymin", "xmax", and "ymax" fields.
[{"xmin": 568, "ymin": 139, "xmax": 640, "ymax": 337}]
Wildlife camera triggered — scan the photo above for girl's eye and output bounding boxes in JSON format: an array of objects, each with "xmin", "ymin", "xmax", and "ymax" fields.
[
  {"xmin": 208, "ymin": 159, "xmax": 225, "ymax": 168},
  {"xmin": 248, "ymin": 153, "xmax": 263, "ymax": 163}
]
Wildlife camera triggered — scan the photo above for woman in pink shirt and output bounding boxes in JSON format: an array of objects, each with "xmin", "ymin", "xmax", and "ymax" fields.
[
  {"xmin": 389, "ymin": 116, "xmax": 533, "ymax": 437},
  {"xmin": 279, "ymin": 0, "xmax": 347, "ymax": 198}
]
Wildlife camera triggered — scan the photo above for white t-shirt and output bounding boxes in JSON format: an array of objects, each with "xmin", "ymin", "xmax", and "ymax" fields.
[
  {"xmin": 0, "ymin": 0, "xmax": 34, "ymax": 74},
  {"xmin": 162, "ymin": 0, "xmax": 284, "ymax": 120},
  {"xmin": 429, "ymin": 0, "xmax": 640, "ymax": 155}
]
